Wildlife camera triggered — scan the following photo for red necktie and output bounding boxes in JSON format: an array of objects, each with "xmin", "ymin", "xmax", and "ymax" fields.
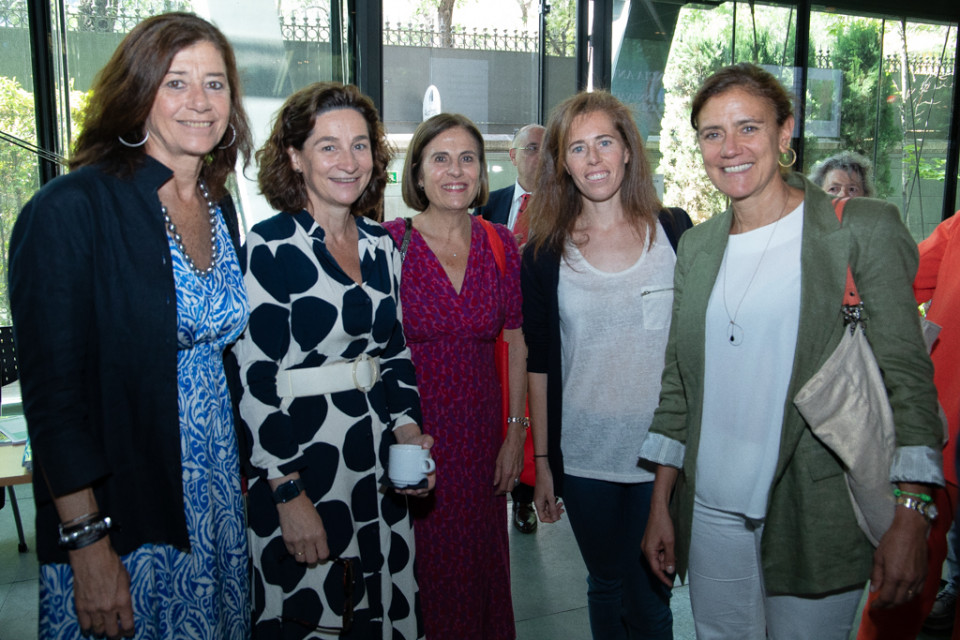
[{"xmin": 514, "ymin": 193, "xmax": 530, "ymax": 246}]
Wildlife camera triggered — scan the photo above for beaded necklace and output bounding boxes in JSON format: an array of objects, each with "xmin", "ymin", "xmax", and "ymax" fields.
[{"xmin": 161, "ymin": 180, "xmax": 219, "ymax": 277}]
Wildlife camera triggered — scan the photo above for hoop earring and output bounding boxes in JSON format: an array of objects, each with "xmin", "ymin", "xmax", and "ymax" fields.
[
  {"xmin": 118, "ymin": 130, "xmax": 149, "ymax": 148},
  {"xmin": 218, "ymin": 123, "xmax": 237, "ymax": 149},
  {"xmin": 778, "ymin": 147, "xmax": 797, "ymax": 168}
]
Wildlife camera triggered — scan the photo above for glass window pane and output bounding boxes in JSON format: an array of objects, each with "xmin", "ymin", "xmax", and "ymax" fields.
[
  {"xmin": 650, "ymin": 2, "xmax": 798, "ymax": 220},
  {"xmin": 0, "ymin": 0, "xmax": 40, "ymax": 325},
  {"xmin": 205, "ymin": 0, "xmax": 349, "ymax": 225},
  {"xmin": 808, "ymin": 9, "xmax": 957, "ymax": 240},
  {"xmin": 1, "ymin": 0, "xmax": 35, "ymax": 147},
  {"xmin": 544, "ymin": 0, "xmax": 577, "ymax": 120},
  {"xmin": 0, "ymin": 136, "xmax": 40, "ymax": 328},
  {"xmin": 382, "ymin": 2, "xmax": 539, "ymax": 134},
  {"xmin": 382, "ymin": 0, "xmax": 546, "ymax": 221},
  {"xmin": 56, "ymin": 1, "xmax": 349, "ymax": 228}
]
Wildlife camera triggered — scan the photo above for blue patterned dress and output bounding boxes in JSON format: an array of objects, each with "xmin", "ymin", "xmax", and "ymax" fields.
[{"xmin": 39, "ymin": 209, "xmax": 250, "ymax": 639}]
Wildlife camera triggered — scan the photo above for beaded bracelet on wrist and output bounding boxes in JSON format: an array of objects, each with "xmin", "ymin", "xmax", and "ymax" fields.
[{"xmin": 893, "ymin": 488, "xmax": 933, "ymax": 503}]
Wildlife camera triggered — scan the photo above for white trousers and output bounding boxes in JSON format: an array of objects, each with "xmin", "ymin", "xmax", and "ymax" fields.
[{"xmin": 688, "ymin": 500, "xmax": 864, "ymax": 640}]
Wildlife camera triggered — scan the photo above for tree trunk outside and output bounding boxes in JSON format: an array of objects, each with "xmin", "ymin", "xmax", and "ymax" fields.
[{"xmin": 438, "ymin": 0, "xmax": 455, "ymax": 47}]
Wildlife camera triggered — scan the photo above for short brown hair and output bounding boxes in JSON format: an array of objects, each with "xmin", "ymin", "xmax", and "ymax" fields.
[
  {"xmin": 70, "ymin": 12, "xmax": 252, "ymax": 200},
  {"xmin": 401, "ymin": 113, "xmax": 489, "ymax": 212},
  {"xmin": 528, "ymin": 90, "xmax": 662, "ymax": 258},
  {"xmin": 690, "ymin": 62, "xmax": 795, "ymax": 132},
  {"xmin": 256, "ymin": 82, "xmax": 391, "ymax": 219}
]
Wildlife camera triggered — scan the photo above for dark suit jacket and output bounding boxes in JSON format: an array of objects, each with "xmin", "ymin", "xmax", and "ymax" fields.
[{"xmin": 475, "ymin": 184, "xmax": 516, "ymax": 226}]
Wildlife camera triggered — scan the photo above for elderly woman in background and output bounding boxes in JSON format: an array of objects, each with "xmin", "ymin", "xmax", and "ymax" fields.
[
  {"xmin": 809, "ymin": 150, "xmax": 876, "ymax": 198},
  {"xmin": 522, "ymin": 90, "xmax": 688, "ymax": 640},
  {"xmin": 383, "ymin": 113, "xmax": 526, "ymax": 639},
  {"xmin": 9, "ymin": 13, "xmax": 252, "ymax": 639},
  {"xmin": 234, "ymin": 82, "xmax": 432, "ymax": 639},
  {"xmin": 639, "ymin": 63, "xmax": 943, "ymax": 639}
]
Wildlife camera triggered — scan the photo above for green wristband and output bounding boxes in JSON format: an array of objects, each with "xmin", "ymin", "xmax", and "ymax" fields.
[{"xmin": 893, "ymin": 488, "xmax": 933, "ymax": 503}]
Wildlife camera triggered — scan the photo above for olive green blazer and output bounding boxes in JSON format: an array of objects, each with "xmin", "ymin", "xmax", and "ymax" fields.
[{"xmin": 647, "ymin": 173, "xmax": 942, "ymax": 595}]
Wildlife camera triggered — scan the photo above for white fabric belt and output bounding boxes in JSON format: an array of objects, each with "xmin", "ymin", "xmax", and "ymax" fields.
[{"xmin": 276, "ymin": 354, "xmax": 381, "ymax": 397}]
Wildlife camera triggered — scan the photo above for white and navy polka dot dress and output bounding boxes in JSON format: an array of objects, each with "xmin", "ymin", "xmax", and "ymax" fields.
[{"xmin": 234, "ymin": 211, "xmax": 424, "ymax": 639}]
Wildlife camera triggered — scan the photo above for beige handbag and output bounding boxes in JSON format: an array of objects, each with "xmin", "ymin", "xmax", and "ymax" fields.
[
  {"xmin": 794, "ymin": 320, "xmax": 896, "ymax": 546},
  {"xmin": 794, "ymin": 198, "xmax": 895, "ymax": 547}
]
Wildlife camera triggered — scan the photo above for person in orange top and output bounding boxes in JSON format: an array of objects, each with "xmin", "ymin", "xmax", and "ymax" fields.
[{"xmin": 858, "ymin": 209, "xmax": 960, "ymax": 640}]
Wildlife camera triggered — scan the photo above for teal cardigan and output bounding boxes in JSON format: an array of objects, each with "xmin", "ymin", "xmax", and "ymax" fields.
[{"xmin": 640, "ymin": 173, "xmax": 943, "ymax": 595}]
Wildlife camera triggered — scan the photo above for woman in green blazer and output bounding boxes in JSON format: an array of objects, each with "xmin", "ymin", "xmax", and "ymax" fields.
[{"xmin": 638, "ymin": 63, "xmax": 943, "ymax": 639}]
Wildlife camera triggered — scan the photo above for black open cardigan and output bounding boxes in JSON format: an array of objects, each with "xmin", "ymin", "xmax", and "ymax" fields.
[{"xmin": 9, "ymin": 156, "xmax": 242, "ymax": 563}]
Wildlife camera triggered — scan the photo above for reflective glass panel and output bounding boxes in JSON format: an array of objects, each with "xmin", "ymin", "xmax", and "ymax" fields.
[
  {"xmin": 382, "ymin": 0, "xmax": 547, "ymax": 220},
  {"xmin": 55, "ymin": 0, "xmax": 349, "ymax": 227},
  {"xmin": 807, "ymin": 12, "xmax": 956, "ymax": 239},
  {"xmin": 0, "ymin": 0, "xmax": 41, "ymax": 324},
  {"xmin": 617, "ymin": 1, "xmax": 798, "ymax": 220}
]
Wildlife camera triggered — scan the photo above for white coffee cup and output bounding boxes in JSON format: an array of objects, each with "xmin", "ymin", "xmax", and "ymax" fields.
[{"xmin": 388, "ymin": 444, "xmax": 435, "ymax": 487}]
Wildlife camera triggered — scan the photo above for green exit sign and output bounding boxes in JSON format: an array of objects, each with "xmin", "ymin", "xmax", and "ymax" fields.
[{"xmin": 388, "ymin": 171, "xmax": 398, "ymax": 184}]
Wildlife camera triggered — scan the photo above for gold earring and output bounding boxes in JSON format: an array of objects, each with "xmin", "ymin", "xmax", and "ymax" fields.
[{"xmin": 778, "ymin": 148, "xmax": 797, "ymax": 168}]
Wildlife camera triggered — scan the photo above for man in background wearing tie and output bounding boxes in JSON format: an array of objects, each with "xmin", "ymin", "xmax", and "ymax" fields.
[{"xmin": 475, "ymin": 123, "xmax": 544, "ymax": 533}]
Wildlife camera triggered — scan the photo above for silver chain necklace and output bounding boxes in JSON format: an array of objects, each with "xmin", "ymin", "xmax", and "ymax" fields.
[
  {"xmin": 162, "ymin": 180, "xmax": 219, "ymax": 277},
  {"xmin": 721, "ymin": 194, "xmax": 791, "ymax": 346}
]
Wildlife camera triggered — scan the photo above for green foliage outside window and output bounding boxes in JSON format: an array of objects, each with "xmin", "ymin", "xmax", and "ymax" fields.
[
  {"xmin": 0, "ymin": 77, "xmax": 87, "ymax": 325},
  {"xmin": 660, "ymin": 5, "xmax": 954, "ymax": 226}
]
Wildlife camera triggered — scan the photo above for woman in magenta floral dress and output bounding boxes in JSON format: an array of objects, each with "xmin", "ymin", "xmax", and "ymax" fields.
[{"xmin": 384, "ymin": 113, "xmax": 526, "ymax": 639}]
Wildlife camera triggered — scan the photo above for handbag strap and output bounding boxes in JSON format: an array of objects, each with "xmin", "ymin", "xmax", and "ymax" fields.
[
  {"xmin": 832, "ymin": 198, "xmax": 862, "ymax": 307},
  {"xmin": 478, "ymin": 217, "xmax": 506, "ymax": 276},
  {"xmin": 400, "ymin": 217, "xmax": 413, "ymax": 262}
]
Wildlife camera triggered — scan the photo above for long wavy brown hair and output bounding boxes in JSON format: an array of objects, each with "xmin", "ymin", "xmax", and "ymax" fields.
[
  {"xmin": 527, "ymin": 91, "xmax": 662, "ymax": 259},
  {"xmin": 69, "ymin": 12, "xmax": 252, "ymax": 200},
  {"xmin": 256, "ymin": 83, "xmax": 391, "ymax": 220}
]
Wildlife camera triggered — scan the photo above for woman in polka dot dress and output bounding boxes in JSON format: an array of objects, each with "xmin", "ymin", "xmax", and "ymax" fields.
[{"xmin": 234, "ymin": 83, "xmax": 434, "ymax": 639}]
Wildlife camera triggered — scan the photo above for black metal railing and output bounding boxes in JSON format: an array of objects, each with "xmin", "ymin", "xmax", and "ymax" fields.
[
  {"xmin": 811, "ymin": 47, "xmax": 956, "ymax": 76},
  {"xmin": 0, "ymin": 5, "xmax": 575, "ymax": 56},
  {"xmin": 3, "ymin": 5, "xmax": 955, "ymax": 69}
]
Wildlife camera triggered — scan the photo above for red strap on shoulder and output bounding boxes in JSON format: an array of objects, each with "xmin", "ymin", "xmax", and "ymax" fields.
[
  {"xmin": 478, "ymin": 217, "xmax": 506, "ymax": 276},
  {"xmin": 833, "ymin": 197, "xmax": 861, "ymax": 306}
]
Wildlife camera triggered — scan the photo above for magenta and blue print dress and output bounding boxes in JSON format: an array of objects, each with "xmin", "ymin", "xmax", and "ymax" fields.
[{"xmin": 38, "ymin": 209, "xmax": 250, "ymax": 639}]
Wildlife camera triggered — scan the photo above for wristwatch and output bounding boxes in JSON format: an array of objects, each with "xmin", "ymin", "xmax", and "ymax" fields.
[
  {"xmin": 272, "ymin": 478, "xmax": 305, "ymax": 504},
  {"xmin": 895, "ymin": 495, "xmax": 938, "ymax": 523}
]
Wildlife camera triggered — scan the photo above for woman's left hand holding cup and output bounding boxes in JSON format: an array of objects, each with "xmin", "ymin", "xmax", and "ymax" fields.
[{"xmin": 393, "ymin": 423, "xmax": 436, "ymax": 496}]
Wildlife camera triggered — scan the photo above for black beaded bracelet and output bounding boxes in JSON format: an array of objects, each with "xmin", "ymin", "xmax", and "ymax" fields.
[{"xmin": 58, "ymin": 514, "xmax": 113, "ymax": 551}]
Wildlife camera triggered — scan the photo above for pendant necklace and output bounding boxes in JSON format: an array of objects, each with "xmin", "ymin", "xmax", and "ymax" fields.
[
  {"xmin": 161, "ymin": 180, "xmax": 219, "ymax": 277},
  {"xmin": 721, "ymin": 194, "xmax": 791, "ymax": 346}
]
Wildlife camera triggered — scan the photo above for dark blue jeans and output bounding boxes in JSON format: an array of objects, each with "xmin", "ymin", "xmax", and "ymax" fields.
[{"xmin": 563, "ymin": 475, "xmax": 673, "ymax": 640}]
